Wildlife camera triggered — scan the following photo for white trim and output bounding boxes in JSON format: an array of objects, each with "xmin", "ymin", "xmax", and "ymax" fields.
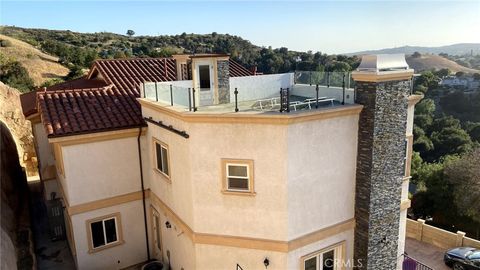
[{"xmin": 225, "ymin": 163, "xmax": 250, "ymax": 192}]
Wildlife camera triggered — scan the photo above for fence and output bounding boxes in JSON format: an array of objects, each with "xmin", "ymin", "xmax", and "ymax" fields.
[
  {"xmin": 295, "ymin": 71, "xmax": 355, "ymax": 89},
  {"xmin": 406, "ymin": 218, "xmax": 480, "ymax": 250},
  {"xmin": 401, "ymin": 253, "xmax": 433, "ymax": 270}
]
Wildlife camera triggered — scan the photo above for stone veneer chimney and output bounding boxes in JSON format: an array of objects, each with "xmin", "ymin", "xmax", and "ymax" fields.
[
  {"xmin": 352, "ymin": 54, "xmax": 414, "ymax": 269},
  {"xmin": 216, "ymin": 59, "xmax": 230, "ymax": 104}
]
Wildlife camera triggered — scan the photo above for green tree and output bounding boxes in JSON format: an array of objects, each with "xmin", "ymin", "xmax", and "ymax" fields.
[
  {"xmin": 435, "ymin": 68, "xmax": 450, "ymax": 78},
  {"xmin": 412, "ymin": 51, "xmax": 422, "ymax": 58},
  {"xmin": 126, "ymin": 30, "xmax": 135, "ymax": 37},
  {"xmin": 444, "ymin": 148, "xmax": 480, "ymax": 224},
  {"xmin": 430, "ymin": 127, "xmax": 473, "ymax": 161}
]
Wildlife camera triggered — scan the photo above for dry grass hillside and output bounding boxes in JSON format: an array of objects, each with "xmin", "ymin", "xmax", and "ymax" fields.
[
  {"xmin": 406, "ymin": 54, "xmax": 480, "ymax": 73},
  {"xmin": 0, "ymin": 34, "xmax": 69, "ymax": 85}
]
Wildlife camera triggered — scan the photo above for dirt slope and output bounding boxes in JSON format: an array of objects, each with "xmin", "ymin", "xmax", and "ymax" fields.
[
  {"xmin": 406, "ymin": 54, "xmax": 480, "ymax": 73},
  {"xmin": 0, "ymin": 34, "xmax": 69, "ymax": 85},
  {"xmin": 0, "ymin": 82, "xmax": 37, "ymax": 178}
]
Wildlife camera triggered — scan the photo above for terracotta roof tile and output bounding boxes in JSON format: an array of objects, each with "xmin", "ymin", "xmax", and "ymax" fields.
[{"xmin": 37, "ymin": 86, "xmax": 146, "ymax": 138}]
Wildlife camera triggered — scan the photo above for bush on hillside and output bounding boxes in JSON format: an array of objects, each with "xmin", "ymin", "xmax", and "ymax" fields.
[
  {"xmin": 0, "ymin": 61, "xmax": 35, "ymax": 93},
  {"xmin": 0, "ymin": 39, "xmax": 13, "ymax": 47}
]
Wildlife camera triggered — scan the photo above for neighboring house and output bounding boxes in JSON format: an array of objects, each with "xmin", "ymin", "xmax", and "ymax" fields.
[
  {"xmin": 21, "ymin": 53, "xmax": 422, "ymax": 270},
  {"xmin": 440, "ymin": 76, "xmax": 480, "ymax": 90}
]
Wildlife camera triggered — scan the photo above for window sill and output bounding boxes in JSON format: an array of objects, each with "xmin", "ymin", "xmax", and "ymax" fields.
[
  {"xmin": 88, "ymin": 240, "xmax": 125, "ymax": 254},
  {"xmin": 221, "ymin": 190, "xmax": 256, "ymax": 197},
  {"xmin": 153, "ymin": 169, "xmax": 171, "ymax": 183}
]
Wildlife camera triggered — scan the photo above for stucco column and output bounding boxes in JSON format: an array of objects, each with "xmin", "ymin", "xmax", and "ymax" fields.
[{"xmin": 351, "ymin": 55, "xmax": 414, "ymax": 270}]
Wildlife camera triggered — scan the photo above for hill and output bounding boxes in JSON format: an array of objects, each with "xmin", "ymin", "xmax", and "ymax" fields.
[
  {"xmin": 349, "ymin": 43, "xmax": 480, "ymax": 56},
  {"xmin": 0, "ymin": 34, "xmax": 69, "ymax": 85},
  {"xmin": 0, "ymin": 26, "xmax": 360, "ymax": 75},
  {"xmin": 406, "ymin": 54, "xmax": 480, "ymax": 73}
]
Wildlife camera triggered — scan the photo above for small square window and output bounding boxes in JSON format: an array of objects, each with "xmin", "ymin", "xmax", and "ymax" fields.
[
  {"xmin": 154, "ymin": 139, "xmax": 170, "ymax": 178},
  {"xmin": 87, "ymin": 213, "xmax": 123, "ymax": 252},
  {"xmin": 221, "ymin": 159, "xmax": 254, "ymax": 195}
]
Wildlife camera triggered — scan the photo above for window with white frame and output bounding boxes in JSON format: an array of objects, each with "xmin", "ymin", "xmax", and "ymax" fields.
[
  {"xmin": 303, "ymin": 244, "xmax": 343, "ymax": 270},
  {"xmin": 87, "ymin": 213, "xmax": 122, "ymax": 251},
  {"xmin": 154, "ymin": 140, "xmax": 169, "ymax": 177},
  {"xmin": 221, "ymin": 159, "xmax": 254, "ymax": 194}
]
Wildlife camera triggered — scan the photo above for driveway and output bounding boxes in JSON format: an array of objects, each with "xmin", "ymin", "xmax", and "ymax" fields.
[{"xmin": 405, "ymin": 237, "xmax": 450, "ymax": 270}]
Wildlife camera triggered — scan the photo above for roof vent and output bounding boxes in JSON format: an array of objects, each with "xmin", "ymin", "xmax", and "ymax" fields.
[{"xmin": 357, "ymin": 54, "xmax": 409, "ymax": 72}]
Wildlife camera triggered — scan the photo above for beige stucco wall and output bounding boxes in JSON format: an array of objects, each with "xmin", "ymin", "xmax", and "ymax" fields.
[
  {"xmin": 144, "ymin": 107, "xmax": 195, "ymax": 231},
  {"xmin": 149, "ymin": 203, "xmax": 196, "ymax": 270},
  {"xmin": 286, "ymin": 115, "xmax": 358, "ymax": 239},
  {"xmin": 196, "ymin": 244, "xmax": 286, "ymax": 270},
  {"xmin": 61, "ymin": 136, "xmax": 142, "ymax": 205},
  {"xmin": 188, "ymin": 121, "xmax": 289, "ymax": 240},
  {"xmin": 142, "ymin": 105, "xmax": 290, "ymax": 240},
  {"xmin": 33, "ymin": 122, "xmax": 55, "ymax": 176},
  {"xmin": 71, "ymin": 200, "xmax": 147, "ymax": 270},
  {"xmin": 141, "ymin": 102, "xmax": 361, "ymax": 270}
]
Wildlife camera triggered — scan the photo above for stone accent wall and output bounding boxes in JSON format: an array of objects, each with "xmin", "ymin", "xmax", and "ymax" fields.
[
  {"xmin": 217, "ymin": 60, "xmax": 230, "ymax": 104},
  {"xmin": 354, "ymin": 79, "xmax": 411, "ymax": 269}
]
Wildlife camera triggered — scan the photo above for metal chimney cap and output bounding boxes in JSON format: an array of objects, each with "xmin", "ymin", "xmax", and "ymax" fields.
[{"xmin": 357, "ymin": 54, "xmax": 410, "ymax": 72}]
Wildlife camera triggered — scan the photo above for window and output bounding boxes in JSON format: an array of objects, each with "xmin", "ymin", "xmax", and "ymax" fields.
[
  {"xmin": 221, "ymin": 159, "xmax": 254, "ymax": 195},
  {"xmin": 153, "ymin": 139, "xmax": 169, "ymax": 178},
  {"xmin": 302, "ymin": 243, "xmax": 343, "ymax": 270},
  {"xmin": 404, "ymin": 137, "xmax": 410, "ymax": 176},
  {"xmin": 87, "ymin": 213, "xmax": 123, "ymax": 252}
]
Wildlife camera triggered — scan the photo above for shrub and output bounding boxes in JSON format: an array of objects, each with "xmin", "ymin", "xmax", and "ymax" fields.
[
  {"xmin": 0, "ymin": 61, "xmax": 35, "ymax": 93},
  {"xmin": 0, "ymin": 39, "xmax": 13, "ymax": 47}
]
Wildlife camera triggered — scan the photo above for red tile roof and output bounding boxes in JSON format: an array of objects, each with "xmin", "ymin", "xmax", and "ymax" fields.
[
  {"xmin": 20, "ymin": 77, "xmax": 109, "ymax": 117},
  {"xmin": 37, "ymin": 86, "xmax": 146, "ymax": 137},
  {"xmin": 88, "ymin": 58, "xmax": 177, "ymax": 96}
]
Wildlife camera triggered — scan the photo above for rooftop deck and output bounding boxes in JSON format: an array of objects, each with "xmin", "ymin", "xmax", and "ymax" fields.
[{"xmin": 140, "ymin": 71, "xmax": 357, "ymax": 115}]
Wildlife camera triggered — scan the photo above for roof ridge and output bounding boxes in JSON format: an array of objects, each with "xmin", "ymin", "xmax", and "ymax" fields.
[
  {"xmin": 95, "ymin": 57, "xmax": 173, "ymax": 62},
  {"xmin": 36, "ymin": 84, "xmax": 115, "ymax": 95}
]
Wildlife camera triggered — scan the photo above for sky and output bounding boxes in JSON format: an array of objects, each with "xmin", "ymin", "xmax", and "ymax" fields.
[{"xmin": 1, "ymin": 0, "xmax": 479, "ymax": 54}]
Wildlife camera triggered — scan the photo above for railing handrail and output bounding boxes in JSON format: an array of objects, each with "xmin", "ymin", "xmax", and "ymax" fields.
[{"xmin": 402, "ymin": 253, "xmax": 434, "ymax": 270}]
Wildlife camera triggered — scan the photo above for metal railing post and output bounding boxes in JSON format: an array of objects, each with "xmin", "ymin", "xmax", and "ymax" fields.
[
  {"xmin": 279, "ymin": 88, "xmax": 283, "ymax": 112},
  {"xmin": 309, "ymin": 71, "xmax": 312, "ymax": 86},
  {"xmin": 327, "ymin": 72, "xmax": 330, "ymax": 88},
  {"xmin": 342, "ymin": 73, "xmax": 346, "ymax": 105},
  {"xmin": 188, "ymin": 88, "xmax": 192, "ymax": 111},
  {"xmin": 170, "ymin": 84, "xmax": 173, "ymax": 106},
  {"xmin": 234, "ymin": 88, "xmax": 239, "ymax": 112},
  {"xmin": 155, "ymin": 82, "xmax": 158, "ymax": 102},
  {"xmin": 192, "ymin": 87, "xmax": 197, "ymax": 112},
  {"xmin": 315, "ymin": 84, "xmax": 319, "ymax": 109},
  {"xmin": 286, "ymin": 88, "xmax": 290, "ymax": 113}
]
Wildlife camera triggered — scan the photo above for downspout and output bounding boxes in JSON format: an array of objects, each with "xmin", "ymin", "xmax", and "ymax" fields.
[{"xmin": 137, "ymin": 127, "xmax": 151, "ymax": 261}]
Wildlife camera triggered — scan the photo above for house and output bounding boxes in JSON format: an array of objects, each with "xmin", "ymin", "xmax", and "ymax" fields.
[
  {"xmin": 440, "ymin": 76, "xmax": 480, "ymax": 90},
  {"xmin": 22, "ymin": 53, "xmax": 422, "ymax": 270}
]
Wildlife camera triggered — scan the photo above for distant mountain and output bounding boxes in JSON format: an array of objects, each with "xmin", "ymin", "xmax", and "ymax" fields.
[
  {"xmin": 348, "ymin": 43, "xmax": 480, "ymax": 56},
  {"xmin": 406, "ymin": 54, "xmax": 479, "ymax": 73}
]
